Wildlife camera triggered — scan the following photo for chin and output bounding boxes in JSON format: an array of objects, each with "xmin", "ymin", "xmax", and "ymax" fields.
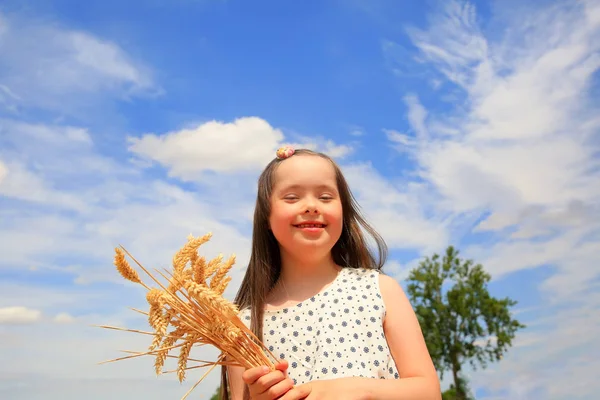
[
  {"xmin": 295, "ymin": 240, "xmax": 337, "ymax": 256},
  {"xmin": 292, "ymin": 249, "xmax": 334, "ymax": 264}
]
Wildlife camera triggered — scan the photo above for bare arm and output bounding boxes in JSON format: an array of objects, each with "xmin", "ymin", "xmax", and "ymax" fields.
[
  {"xmin": 367, "ymin": 274, "xmax": 441, "ymax": 399},
  {"xmin": 227, "ymin": 362, "xmax": 246, "ymax": 400}
]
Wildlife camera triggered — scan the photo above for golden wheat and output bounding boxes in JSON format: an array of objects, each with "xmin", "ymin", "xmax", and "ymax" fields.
[
  {"xmin": 210, "ymin": 254, "xmax": 236, "ymax": 290},
  {"xmin": 97, "ymin": 233, "xmax": 277, "ymax": 400},
  {"xmin": 114, "ymin": 248, "xmax": 145, "ymax": 287},
  {"xmin": 192, "ymin": 255, "xmax": 206, "ymax": 284}
]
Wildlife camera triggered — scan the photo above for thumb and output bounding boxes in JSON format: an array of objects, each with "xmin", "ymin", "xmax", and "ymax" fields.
[{"xmin": 293, "ymin": 383, "xmax": 312, "ymax": 398}]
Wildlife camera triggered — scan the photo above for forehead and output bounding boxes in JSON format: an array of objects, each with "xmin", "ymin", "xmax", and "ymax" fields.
[{"xmin": 273, "ymin": 155, "xmax": 337, "ymax": 188}]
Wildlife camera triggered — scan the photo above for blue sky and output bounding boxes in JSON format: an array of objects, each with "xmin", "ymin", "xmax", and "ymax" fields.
[{"xmin": 0, "ymin": 0, "xmax": 599, "ymax": 399}]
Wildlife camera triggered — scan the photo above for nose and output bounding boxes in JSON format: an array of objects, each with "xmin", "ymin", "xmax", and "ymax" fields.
[{"xmin": 304, "ymin": 198, "xmax": 319, "ymax": 214}]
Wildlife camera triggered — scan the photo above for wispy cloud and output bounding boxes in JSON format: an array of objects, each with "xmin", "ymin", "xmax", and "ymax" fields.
[
  {"xmin": 385, "ymin": 0, "xmax": 600, "ymax": 285},
  {"xmin": 475, "ymin": 290, "xmax": 600, "ymax": 399},
  {"xmin": 0, "ymin": 9, "xmax": 364, "ymax": 394},
  {"xmin": 1, "ymin": 1, "xmax": 598, "ymax": 399},
  {"xmin": 343, "ymin": 162, "xmax": 450, "ymax": 251},
  {"xmin": 0, "ymin": 11, "xmax": 158, "ymax": 115},
  {"xmin": 348, "ymin": 125, "xmax": 365, "ymax": 137},
  {"xmin": 383, "ymin": 0, "xmax": 600, "ymax": 398}
]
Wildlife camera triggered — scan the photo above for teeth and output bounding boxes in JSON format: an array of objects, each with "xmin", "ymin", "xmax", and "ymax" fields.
[{"xmin": 297, "ymin": 224, "xmax": 324, "ymax": 228}]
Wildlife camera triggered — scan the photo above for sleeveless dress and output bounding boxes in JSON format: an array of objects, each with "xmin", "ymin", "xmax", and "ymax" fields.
[{"xmin": 238, "ymin": 267, "xmax": 400, "ymax": 386}]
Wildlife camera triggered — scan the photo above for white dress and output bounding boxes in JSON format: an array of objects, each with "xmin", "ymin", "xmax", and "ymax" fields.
[{"xmin": 239, "ymin": 267, "xmax": 400, "ymax": 386}]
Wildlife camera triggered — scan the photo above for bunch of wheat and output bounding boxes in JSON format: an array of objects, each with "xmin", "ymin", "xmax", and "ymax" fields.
[{"xmin": 97, "ymin": 233, "xmax": 276, "ymax": 399}]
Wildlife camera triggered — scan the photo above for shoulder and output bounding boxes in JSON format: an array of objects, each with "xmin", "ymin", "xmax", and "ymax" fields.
[
  {"xmin": 378, "ymin": 273, "xmax": 412, "ymax": 311},
  {"xmin": 377, "ymin": 273, "xmax": 416, "ymax": 324},
  {"xmin": 378, "ymin": 273, "xmax": 404, "ymax": 297}
]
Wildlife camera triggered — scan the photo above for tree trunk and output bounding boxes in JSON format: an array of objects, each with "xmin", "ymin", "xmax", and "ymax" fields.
[{"xmin": 451, "ymin": 363, "xmax": 467, "ymax": 400}]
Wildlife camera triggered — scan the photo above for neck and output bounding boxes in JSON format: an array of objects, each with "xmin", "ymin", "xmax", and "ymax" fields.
[
  {"xmin": 280, "ymin": 250, "xmax": 338, "ymax": 282},
  {"xmin": 267, "ymin": 249, "xmax": 341, "ymax": 308}
]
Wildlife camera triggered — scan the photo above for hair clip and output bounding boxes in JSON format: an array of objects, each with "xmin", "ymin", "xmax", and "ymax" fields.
[{"xmin": 276, "ymin": 146, "xmax": 295, "ymax": 160}]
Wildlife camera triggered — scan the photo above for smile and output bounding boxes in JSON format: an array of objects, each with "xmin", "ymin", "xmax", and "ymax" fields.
[{"xmin": 294, "ymin": 223, "xmax": 326, "ymax": 228}]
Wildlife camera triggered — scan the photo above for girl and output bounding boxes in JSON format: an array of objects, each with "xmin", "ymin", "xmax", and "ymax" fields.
[{"xmin": 221, "ymin": 147, "xmax": 440, "ymax": 400}]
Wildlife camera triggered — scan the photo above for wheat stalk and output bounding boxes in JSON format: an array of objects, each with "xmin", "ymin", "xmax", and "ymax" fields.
[{"xmin": 98, "ymin": 233, "xmax": 277, "ymax": 399}]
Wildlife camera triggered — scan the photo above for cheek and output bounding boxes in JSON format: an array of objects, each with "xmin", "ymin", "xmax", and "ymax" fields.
[
  {"xmin": 269, "ymin": 204, "xmax": 294, "ymax": 231},
  {"xmin": 324, "ymin": 204, "xmax": 344, "ymax": 233}
]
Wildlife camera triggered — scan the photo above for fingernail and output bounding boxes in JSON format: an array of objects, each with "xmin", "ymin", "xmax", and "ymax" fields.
[{"xmin": 262, "ymin": 366, "xmax": 269, "ymax": 373}]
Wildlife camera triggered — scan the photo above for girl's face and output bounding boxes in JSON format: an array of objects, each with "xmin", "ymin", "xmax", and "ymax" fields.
[{"xmin": 269, "ymin": 155, "xmax": 343, "ymax": 262}]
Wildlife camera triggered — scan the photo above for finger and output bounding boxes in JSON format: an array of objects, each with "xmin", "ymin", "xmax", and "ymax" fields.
[
  {"xmin": 278, "ymin": 383, "xmax": 311, "ymax": 400},
  {"xmin": 242, "ymin": 366, "xmax": 270, "ymax": 385},
  {"xmin": 252, "ymin": 370, "xmax": 288, "ymax": 394},
  {"xmin": 256, "ymin": 377, "xmax": 294, "ymax": 400},
  {"xmin": 274, "ymin": 360, "xmax": 289, "ymax": 372}
]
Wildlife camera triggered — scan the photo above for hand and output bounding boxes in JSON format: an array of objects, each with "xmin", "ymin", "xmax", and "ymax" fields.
[
  {"xmin": 242, "ymin": 361, "xmax": 295, "ymax": 400},
  {"xmin": 278, "ymin": 378, "xmax": 367, "ymax": 400}
]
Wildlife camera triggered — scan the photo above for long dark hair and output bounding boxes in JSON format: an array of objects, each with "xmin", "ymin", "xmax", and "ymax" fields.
[{"xmin": 219, "ymin": 149, "xmax": 387, "ymax": 399}]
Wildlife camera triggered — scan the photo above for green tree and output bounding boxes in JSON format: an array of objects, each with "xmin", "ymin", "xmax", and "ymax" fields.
[
  {"xmin": 406, "ymin": 246, "xmax": 525, "ymax": 400},
  {"xmin": 210, "ymin": 386, "xmax": 220, "ymax": 400},
  {"xmin": 441, "ymin": 375, "xmax": 474, "ymax": 400}
]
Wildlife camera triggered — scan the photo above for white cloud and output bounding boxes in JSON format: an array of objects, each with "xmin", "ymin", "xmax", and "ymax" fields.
[
  {"xmin": 0, "ymin": 282, "xmax": 104, "ymax": 312},
  {"xmin": 404, "ymin": 94, "xmax": 429, "ymax": 141},
  {"xmin": 0, "ymin": 115, "xmax": 395, "ymax": 400},
  {"xmin": 0, "ymin": 282, "xmax": 223, "ymax": 399},
  {"xmin": 384, "ymin": 129, "xmax": 415, "ymax": 147},
  {"xmin": 465, "ymin": 222, "xmax": 599, "ymax": 299},
  {"xmin": 1, "ymin": 2, "xmax": 597, "ymax": 399},
  {"xmin": 343, "ymin": 162, "xmax": 449, "ymax": 252},
  {"xmin": 384, "ymin": 259, "xmax": 420, "ymax": 282},
  {"xmin": 128, "ymin": 117, "xmax": 285, "ymax": 178},
  {"xmin": 0, "ymin": 119, "xmax": 131, "ymax": 211},
  {"xmin": 0, "ymin": 84, "xmax": 20, "ymax": 113},
  {"xmin": 53, "ymin": 312, "xmax": 76, "ymax": 324},
  {"xmin": 0, "ymin": 118, "xmax": 253, "ymax": 298},
  {"xmin": 0, "ymin": 12, "xmax": 7, "ymax": 35},
  {"xmin": 0, "ymin": 11, "xmax": 157, "ymax": 113},
  {"xmin": 321, "ymin": 140, "xmax": 353, "ymax": 158},
  {"xmin": 403, "ymin": 1, "xmax": 489, "ymax": 89},
  {"xmin": 0, "ymin": 116, "xmax": 352, "ymax": 292},
  {"xmin": 0, "ymin": 161, "xmax": 86, "ymax": 210},
  {"xmin": 287, "ymin": 135, "xmax": 355, "ymax": 159},
  {"xmin": 0, "ymin": 378, "xmax": 220, "ymax": 400},
  {"xmin": 348, "ymin": 125, "xmax": 365, "ymax": 136},
  {"xmin": 0, "ymin": 160, "xmax": 7, "ymax": 184},
  {"xmin": 385, "ymin": 0, "xmax": 600, "ymax": 287},
  {"xmin": 382, "ymin": 1, "xmax": 600, "ymax": 398},
  {"xmin": 0, "ymin": 176, "xmax": 252, "ymax": 291},
  {"xmin": 128, "ymin": 117, "xmax": 355, "ymax": 180},
  {"xmin": 0, "ymin": 306, "xmax": 42, "ymax": 324},
  {"xmin": 471, "ymin": 289, "xmax": 600, "ymax": 400}
]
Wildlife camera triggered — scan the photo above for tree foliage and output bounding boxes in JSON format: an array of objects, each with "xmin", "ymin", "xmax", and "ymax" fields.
[{"xmin": 406, "ymin": 246, "xmax": 525, "ymax": 399}]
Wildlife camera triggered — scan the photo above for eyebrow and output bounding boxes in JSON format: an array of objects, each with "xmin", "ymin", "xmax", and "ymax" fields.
[{"xmin": 277, "ymin": 184, "xmax": 338, "ymax": 192}]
